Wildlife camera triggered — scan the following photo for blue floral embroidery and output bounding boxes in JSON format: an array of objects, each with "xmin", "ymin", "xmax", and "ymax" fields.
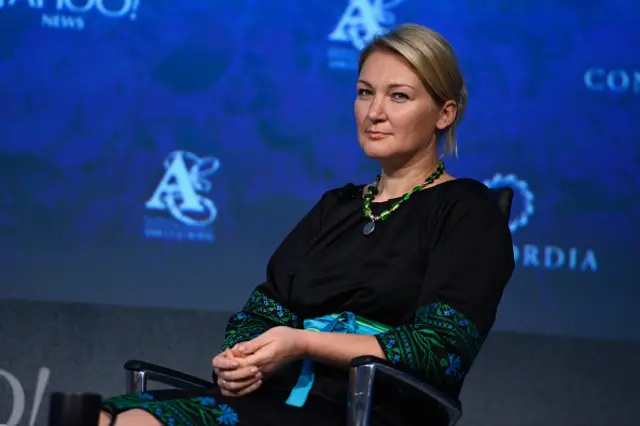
[
  {"xmin": 376, "ymin": 302, "xmax": 484, "ymax": 395},
  {"xmin": 445, "ymin": 354, "xmax": 462, "ymax": 376},
  {"xmin": 443, "ymin": 307, "xmax": 456, "ymax": 316},
  {"xmin": 196, "ymin": 396, "xmax": 216, "ymax": 406},
  {"xmin": 221, "ymin": 287, "xmax": 299, "ymax": 351},
  {"xmin": 103, "ymin": 393, "xmax": 240, "ymax": 426},
  {"xmin": 216, "ymin": 404, "xmax": 239, "ymax": 426}
]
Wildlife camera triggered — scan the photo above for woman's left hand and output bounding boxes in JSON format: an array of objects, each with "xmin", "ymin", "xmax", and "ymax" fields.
[
  {"xmin": 212, "ymin": 349, "xmax": 263, "ymax": 397},
  {"xmin": 232, "ymin": 326, "xmax": 308, "ymax": 374}
]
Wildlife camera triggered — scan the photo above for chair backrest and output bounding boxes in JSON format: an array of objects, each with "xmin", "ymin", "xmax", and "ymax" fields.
[{"xmin": 489, "ymin": 187, "xmax": 514, "ymax": 221}]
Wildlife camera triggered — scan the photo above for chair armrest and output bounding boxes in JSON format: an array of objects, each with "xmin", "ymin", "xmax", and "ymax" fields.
[
  {"xmin": 124, "ymin": 360, "xmax": 215, "ymax": 394},
  {"xmin": 348, "ymin": 356, "xmax": 462, "ymax": 426}
]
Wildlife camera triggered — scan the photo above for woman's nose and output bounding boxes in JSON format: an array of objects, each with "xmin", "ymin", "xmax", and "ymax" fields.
[{"xmin": 367, "ymin": 97, "xmax": 386, "ymax": 122}]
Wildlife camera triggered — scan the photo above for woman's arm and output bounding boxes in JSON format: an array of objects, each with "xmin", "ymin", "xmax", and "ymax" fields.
[
  {"xmin": 299, "ymin": 302, "xmax": 480, "ymax": 378},
  {"xmin": 221, "ymin": 286, "xmax": 300, "ymax": 351},
  {"xmin": 301, "ymin": 332, "xmax": 384, "ymax": 366},
  {"xmin": 221, "ymin": 189, "xmax": 339, "ymax": 351},
  {"xmin": 299, "ymin": 188, "xmax": 514, "ymax": 394}
]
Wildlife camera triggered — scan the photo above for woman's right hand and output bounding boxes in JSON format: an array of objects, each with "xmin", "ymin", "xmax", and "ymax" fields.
[{"xmin": 212, "ymin": 349, "xmax": 263, "ymax": 397}]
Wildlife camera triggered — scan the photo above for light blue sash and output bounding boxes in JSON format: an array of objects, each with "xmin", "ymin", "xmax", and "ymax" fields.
[{"xmin": 285, "ymin": 312, "xmax": 390, "ymax": 408}]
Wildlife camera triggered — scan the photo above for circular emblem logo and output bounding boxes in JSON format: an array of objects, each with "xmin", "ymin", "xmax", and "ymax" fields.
[{"xmin": 483, "ymin": 173, "xmax": 534, "ymax": 233}]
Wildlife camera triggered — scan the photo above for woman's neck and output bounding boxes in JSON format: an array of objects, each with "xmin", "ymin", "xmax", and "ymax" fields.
[{"xmin": 376, "ymin": 155, "xmax": 445, "ymax": 201}]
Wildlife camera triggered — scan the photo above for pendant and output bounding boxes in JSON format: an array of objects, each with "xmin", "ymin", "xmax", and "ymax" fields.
[{"xmin": 362, "ymin": 221, "xmax": 376, "ymax": 236}]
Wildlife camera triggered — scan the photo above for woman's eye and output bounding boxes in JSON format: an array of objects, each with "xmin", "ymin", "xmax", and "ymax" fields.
[
  {"xmin": 357, "ymin": 88, "xmax": 372, "ymax": 96},
  {"xmin": 392, "ymin": 92, "xmax": 409, "ymax": 101}
]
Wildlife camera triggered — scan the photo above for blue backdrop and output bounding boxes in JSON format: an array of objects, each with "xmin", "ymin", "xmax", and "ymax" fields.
[{"xmin": 0, "ymin": 0, "xmax": 638, "ymax": 341}]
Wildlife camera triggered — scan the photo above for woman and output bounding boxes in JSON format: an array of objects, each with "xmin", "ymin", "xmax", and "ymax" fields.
[{"xmin": 100, "ymin": 23, "xmax": 514, "ymax": 426}]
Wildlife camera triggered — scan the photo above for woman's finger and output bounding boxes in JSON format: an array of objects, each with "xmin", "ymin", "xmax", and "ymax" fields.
[
  {"xmin": 217, "ymin": 374, "xmax": 260, "ymax": 392},
  {"xmin": 212, "ymin": 353, "xmax": 240, "ymax": 370},
  {"xmin": 217, "ymin": 365, "xmax": 261, "ymax": 382},
  {"xmin": 220, "ymin": 379, "xmax": 263, "ymax": 397},
  {"xmin": 218, "ymin": 377, "xmax": 260, "ymax": 392},
  {"xmin": 234, "ymin": 379, "xmax": 263, "ymax": 396}
]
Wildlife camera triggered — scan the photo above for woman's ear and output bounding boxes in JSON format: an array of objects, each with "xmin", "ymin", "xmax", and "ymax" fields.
[{"xmin": 436, "ymin": 100, "xmax": 457, "ymax": 130}]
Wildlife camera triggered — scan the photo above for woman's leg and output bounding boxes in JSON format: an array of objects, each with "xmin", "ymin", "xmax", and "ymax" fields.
[
  {"xmin": 100, "ymin": 391, "xmax": 238, "ymax": 426},
  {"xmin": 98, "ymin": 387, "xmax": 344, "ymax": 426},
  {"xmin": 99, "ymin": 409, "xmax": 162, "ymax": 426}
]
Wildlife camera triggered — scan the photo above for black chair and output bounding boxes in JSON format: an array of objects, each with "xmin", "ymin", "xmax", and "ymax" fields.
[{"xmin": 122, "ymin": 187, "xmax": 514, "ymax": 426}]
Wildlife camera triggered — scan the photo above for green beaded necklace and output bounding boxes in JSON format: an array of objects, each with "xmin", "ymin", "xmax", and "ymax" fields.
[{"xmin": 362, "ymin": 161, "xmax": 445, "ymax": 235}]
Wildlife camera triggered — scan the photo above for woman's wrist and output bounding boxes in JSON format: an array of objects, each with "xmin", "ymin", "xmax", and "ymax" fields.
[
  {"xmin": 291, "ymin": 330, "xmax": 385, "ymax": 368},
  {"xmin": 295, "ymin": 329, "xmax": 313, "ymax": 358}
]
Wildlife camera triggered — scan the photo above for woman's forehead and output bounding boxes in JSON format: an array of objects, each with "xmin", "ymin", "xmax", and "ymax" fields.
[{"xmin": 359, "ymin": 51, "xmax": 423, "ymax": 88}]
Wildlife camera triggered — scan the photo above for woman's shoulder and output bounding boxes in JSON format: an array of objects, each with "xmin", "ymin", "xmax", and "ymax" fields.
[
  {"xmin": 429, "ymin": 177, "xmax": 507, "ymax": 223},
  {"xmin": 320, "ymin": 183, "xmax": 366, "ymax": 204},
  {"xmin": 433, "ymin": 177, "xmax": 492, "ymax": 200}
]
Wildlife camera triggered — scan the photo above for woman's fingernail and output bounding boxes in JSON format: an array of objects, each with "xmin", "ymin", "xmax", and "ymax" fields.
[{"xmin": 251, "ymin": 366, "xmax": 258, "ymax": 374}]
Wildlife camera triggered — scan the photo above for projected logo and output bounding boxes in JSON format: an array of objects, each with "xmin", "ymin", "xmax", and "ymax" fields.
[
  {"xmin": 0, "ymin": 367, "xmax": 50, "ymax": 426},
  {"xmin": 144, "ymin": 151, "xmax": 221, "ymax": 243},
  {"xmin": 584, "ymin": 68, "xmax": 640, "ymax": 94},
  {"xmin": 484, "ymin": 174, "xmax": 598, "ymax": 272},
  {"xmin": 327, "ymin": 0, "xmax": 406, "ymax": 70},
  {"xmin": 0, "ymin": 0, "xmax": 140, "ymax": 31}
]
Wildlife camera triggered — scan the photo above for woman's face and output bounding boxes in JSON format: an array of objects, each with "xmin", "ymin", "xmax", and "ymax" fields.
[{"xmin": 355, "ymin": 50, "xmax": 454, "ymax": 163}]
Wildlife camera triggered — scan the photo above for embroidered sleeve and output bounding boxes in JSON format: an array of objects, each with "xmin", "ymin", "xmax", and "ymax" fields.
[
  {"xmin": 375, "ymin": 302, "xmax": 484, "ymax": 395},
  {"xmin": 221, "ymin": 287, "xmax": 300, "ymax": 351}
]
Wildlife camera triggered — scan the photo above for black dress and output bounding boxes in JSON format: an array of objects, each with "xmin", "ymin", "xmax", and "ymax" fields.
[{"xmin": 102, "ymin": 179, "xmax": 515, "ymax": 426}]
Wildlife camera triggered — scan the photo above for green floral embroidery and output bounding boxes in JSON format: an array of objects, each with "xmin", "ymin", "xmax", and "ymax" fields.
[
  {"xmin": 103, "ymin": 393, "xmax": 238, "ymax": 426},
  {"xmin": 221, "ymin": 287, "xmax": 299, "ymax": 351},
  {"xmin": 376, "ymin": 303, "xmax": 483, "ymax": 394}
]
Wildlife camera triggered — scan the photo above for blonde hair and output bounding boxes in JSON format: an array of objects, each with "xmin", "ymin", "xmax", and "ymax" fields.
[{"xmin": 358, "ymin": 24, "xmax": 467, "ymax": 157}]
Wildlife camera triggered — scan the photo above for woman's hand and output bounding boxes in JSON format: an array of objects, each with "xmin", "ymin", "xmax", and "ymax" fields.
[
  {"xmin": 232, "ymin": 326, "xmax": 308, "ymax": 375},
  {"xmin": 212, "ymin": 349, "xmax": 263, "ymax": 397}
]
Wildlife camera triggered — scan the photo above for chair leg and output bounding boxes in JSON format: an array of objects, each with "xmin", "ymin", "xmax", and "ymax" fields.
[
  {"xmin": 347, "ymin": 364, "xmax": 376, "ymax": 426},
  {"xmin": 125, "ymin": 370, "xmax": 146, "ymax": 394}
]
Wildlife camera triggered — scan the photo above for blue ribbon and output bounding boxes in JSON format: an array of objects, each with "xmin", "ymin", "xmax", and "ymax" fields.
[{"xmin": 285, "ymin": 312, "xmax": 386, "ymax": 408}]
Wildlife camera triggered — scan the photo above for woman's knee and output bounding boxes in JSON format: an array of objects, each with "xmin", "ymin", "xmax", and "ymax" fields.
[
  {"xmin": 98, "ymin": 412, "xmax": 112, "ymax": 426},
  {"xmin": 99, "ymin": 409, "xmax": 162, "ymax": 426}
]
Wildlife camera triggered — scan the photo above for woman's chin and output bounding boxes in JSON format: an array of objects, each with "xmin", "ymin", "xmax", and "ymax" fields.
[{"xmin": 361, "ymin": 147, "xmax": 393, "ymax": 160}]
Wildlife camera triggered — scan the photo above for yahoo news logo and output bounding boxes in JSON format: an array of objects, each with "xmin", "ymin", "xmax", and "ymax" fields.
[
  {"xmin": 0, "ymin": 0, "xmax": 140, "ymax": 31},
  {"xmin": 484, "ymin": 174, "xmax": 598, "ymax": 272},
  {"xmin": 584, "ymin": 68, "xmax": 640, "ymax": 94}
]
